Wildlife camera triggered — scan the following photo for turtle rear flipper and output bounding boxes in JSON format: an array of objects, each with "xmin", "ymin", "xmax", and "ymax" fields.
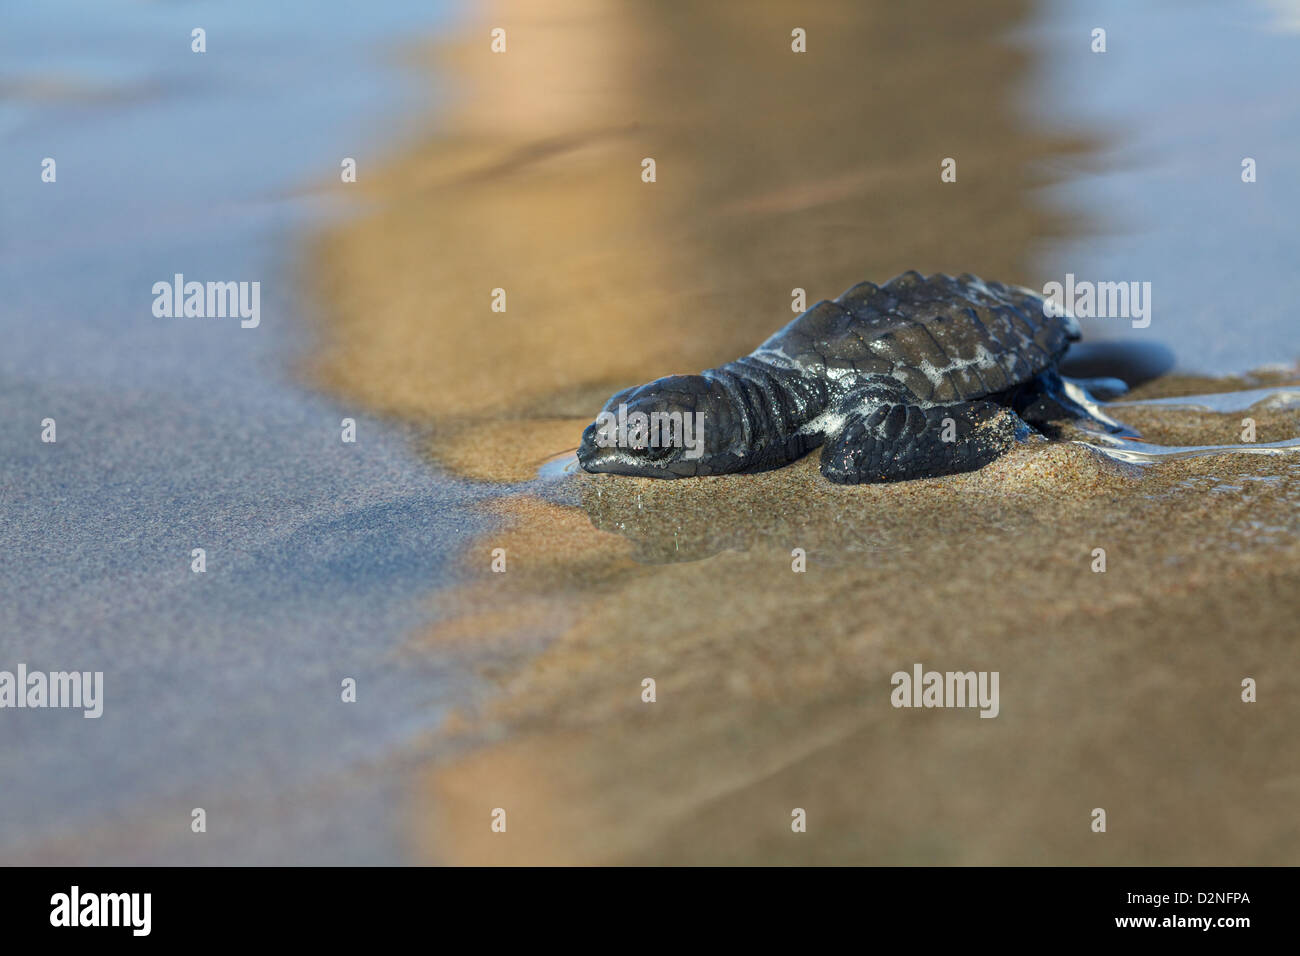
[
  {"xmin": 1012, "ymin": 370, "xmax": 1133, "ymax": 436},
  {"xmin": 819, "ymin": 393, "xmax": 1032, "ymax": 484}
]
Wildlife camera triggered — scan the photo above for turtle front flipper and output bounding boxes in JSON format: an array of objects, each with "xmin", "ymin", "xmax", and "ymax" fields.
[{"xmin": 819, "ymin": 391, "xmax": 1033, "ymax": 484}]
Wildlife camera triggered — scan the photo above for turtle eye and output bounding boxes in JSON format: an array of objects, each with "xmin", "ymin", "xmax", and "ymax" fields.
[{"xmin": 644, "ymin": 439, "xmax": 676, "ymax": 461}]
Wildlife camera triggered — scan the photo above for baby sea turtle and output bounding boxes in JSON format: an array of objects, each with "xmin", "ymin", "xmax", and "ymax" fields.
[{"xmin": 578, "ymin": 271, "xmax": 1107, "ymax": 484}]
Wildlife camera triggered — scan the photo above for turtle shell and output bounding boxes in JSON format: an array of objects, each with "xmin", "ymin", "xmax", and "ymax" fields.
[{"xmin": 759, "ymin": 271, "xmax": 1079, "ymax": 403}]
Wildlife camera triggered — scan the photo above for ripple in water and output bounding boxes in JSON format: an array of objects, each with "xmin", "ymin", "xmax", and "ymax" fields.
[{"xmin": 1066, "ymin": 380, "xmax": 1300, "ymax": 465}]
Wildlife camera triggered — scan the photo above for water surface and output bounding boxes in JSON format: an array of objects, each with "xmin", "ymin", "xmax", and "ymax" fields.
[
  {"xmin": 0, "ymin": 0, "xmax": 493, "ymax": 864},
  {"xmin": 1027, "ymin": 0, "xmax": 1300, "ymax": 374}
]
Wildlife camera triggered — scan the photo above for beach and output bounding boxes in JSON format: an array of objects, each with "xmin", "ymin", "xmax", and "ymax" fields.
[
  {"xmin": 4, "ymin": 0, "xmax": 1293, "ymax": 867},
  {"xmin": 304, "ymin": 0, "xmax": 1300, "ymax": 863}
]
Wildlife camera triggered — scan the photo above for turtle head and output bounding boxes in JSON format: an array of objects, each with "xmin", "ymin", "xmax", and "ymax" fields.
[{"xmin": 577, "ymin": 374, "xmax": 737, "ymax": 478}]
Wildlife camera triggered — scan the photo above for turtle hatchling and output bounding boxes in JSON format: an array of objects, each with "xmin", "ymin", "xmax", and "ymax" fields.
[{"xmin": 577, "ymin": 271, "xmax": 1115, "ymax": 484}]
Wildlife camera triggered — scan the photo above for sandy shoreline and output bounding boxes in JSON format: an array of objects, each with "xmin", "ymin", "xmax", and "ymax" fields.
[
  {"xmin": 409, "ymin": 419, "xmax": 1300, "ymax": 864},
  {"xmin": 304, "ymin": 0, "xmax": 1300, "ymax": 864}
]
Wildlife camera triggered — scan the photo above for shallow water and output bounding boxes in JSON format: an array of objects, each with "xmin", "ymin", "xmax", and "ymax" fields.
[
  {"xmin": 1110, "ymin": 385, "xmax": 1300, "ymax": 411},
  {"xmin": 0, "ymin": 1, "xmax": 499, "ymax": 864},
  {"xmin": 1065, "ymin": 379, "xmax": 1300, "ymax": 464},
  {"xmin": 1080, "ymin": 431, "xmax": 1300, "ymax": 464},
  {"xmin": 7, "ymin": 0, "xmax": 1299, "ymax": 866},
  {"xmin": 1027, "ymin": 0, "xmax": 1300, "ymax": 375}
]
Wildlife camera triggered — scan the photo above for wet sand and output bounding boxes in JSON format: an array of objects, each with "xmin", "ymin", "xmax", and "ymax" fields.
[
  {"xmin": 410, "ymin": 411, "xmax": 1300, "ymax": 865},
  {"xmin": 305, "ymin": 0, "xmax": 1300, "ymax": 864}
]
